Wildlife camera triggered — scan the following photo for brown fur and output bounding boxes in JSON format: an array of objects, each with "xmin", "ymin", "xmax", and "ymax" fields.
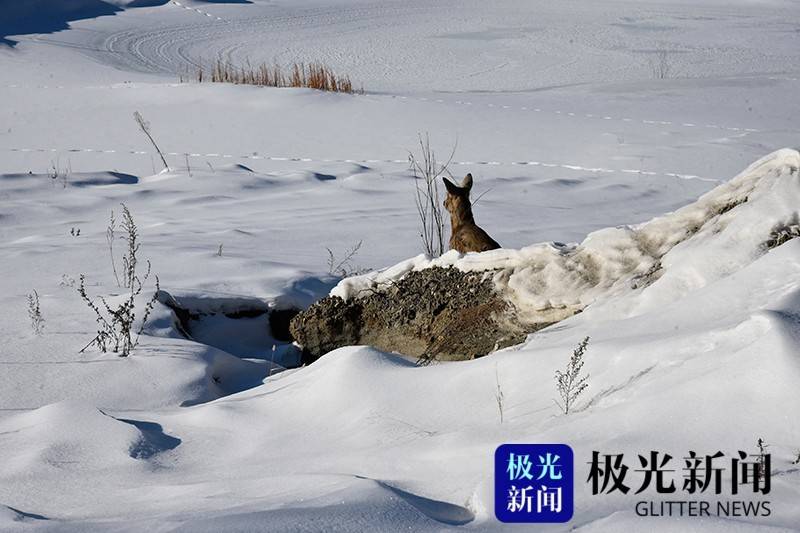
[{"xmin": 443, "ymin": 173, "xmax": 501, "ymax": 253}]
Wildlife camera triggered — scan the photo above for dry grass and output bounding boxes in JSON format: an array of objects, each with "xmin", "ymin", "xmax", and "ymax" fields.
[{"xmin": 188, "ymin": 59, "xmax": 362, "ymax": 94}]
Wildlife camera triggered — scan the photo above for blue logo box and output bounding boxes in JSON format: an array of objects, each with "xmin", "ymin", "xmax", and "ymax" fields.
[{"xmin": 495, "ymin": 444, "xmax": 574, "ymax": 523}]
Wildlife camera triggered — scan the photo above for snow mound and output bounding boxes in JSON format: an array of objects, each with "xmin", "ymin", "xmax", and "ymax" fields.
[
  {"xmin": 0, "ymin": 401, "xmax": 155, "ymax": 476},
  {"xmin": 333, "ymin": 149, "xmax": 800, "ymax": 324}
]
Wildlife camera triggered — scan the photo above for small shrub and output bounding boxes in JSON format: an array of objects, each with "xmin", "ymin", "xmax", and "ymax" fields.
[
  {"xmin": 27, "ymin": 290, "xmax": 45, "ymax": 335},
  {"xmin": 78, "ymin": 204, "xmax": 159, "ymax": 357},
  {"xmin": 756, "ymin": 438, "xmax": 770, "ymax": 481},
  {"xmin": 554, "ymin": 337, "xmax": 590, "ymax": 414},
  {"xmin": 409, "ymin": 133, "xmax": 454, "ymax": 257}
]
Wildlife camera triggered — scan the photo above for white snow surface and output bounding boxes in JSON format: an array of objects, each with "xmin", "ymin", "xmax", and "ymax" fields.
[{"xmin": 1, "ymin": 0, "xmax": 800, "ymax": 531}]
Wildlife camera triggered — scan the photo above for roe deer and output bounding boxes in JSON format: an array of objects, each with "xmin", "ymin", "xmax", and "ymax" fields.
[{"xmin": 443, "ymin": 173, "xmax": 501, "ymax": 253}]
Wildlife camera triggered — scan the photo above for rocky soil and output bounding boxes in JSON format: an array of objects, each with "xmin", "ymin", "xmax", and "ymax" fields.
[{"xmin": 289, "ymin": 266, "xmax": 538, "ymax": 363}]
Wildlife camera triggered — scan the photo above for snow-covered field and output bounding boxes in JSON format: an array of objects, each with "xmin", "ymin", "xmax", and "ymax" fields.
[{"xmin": 1, "ymin": 0, "xmax": 799, "ymax": 531}]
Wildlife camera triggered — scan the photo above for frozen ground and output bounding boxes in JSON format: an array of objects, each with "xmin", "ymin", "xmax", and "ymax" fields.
[{"xmin": 0, "ymin": 0, "xmax": 799, "ymax": 531}]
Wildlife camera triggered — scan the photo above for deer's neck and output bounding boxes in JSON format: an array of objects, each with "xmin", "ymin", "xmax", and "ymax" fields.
[{"xmin": 449, "ymin": 203, "xmax": 475, "ymax": 231}]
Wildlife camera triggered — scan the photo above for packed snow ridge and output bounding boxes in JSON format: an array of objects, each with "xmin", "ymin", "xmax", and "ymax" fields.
[{"xmin": 334, "ymin": 149, "xmax": 800, "ymax": 327}]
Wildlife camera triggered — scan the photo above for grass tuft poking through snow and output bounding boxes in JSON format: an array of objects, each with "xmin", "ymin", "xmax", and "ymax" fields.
[{"xmin": 191, "ymin": 59, "xmax": 363, "ymax": 94}]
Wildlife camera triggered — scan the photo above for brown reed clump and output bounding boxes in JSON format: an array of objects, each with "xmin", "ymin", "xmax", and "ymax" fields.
[{"xmin": 191, "ymin": 59, "xmax": 362, "ymax": 94}]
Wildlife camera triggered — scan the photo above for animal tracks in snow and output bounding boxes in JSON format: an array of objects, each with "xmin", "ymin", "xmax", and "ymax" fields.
[
  {"xmin": 1, "ymin": 83, "xmax": 765, "ymax": 136},
  {"xmin": 4, "ymin": 147, "xmax": 717, "ymax": 182},
  {"xmin": 382, "ymin": 94, "xmax": 761, "ymax": 134},
  {"xmin": 171, "ymin": 1, "xmax": 224, "ymax": 22}
]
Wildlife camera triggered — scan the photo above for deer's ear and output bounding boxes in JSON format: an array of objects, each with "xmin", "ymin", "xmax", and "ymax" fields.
[
  {"xmin": 462, "ymin": 173, "xmax": 473, "ymax": 191},
  {"xmin": 443, "ymin": 177, "xmax": 460, "ymax": 195}
]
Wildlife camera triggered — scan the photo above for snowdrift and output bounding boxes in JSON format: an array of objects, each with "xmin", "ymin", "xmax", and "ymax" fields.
[{"xmin": 0, "ymin": 401, "xmax": 157, "ymax": 475}]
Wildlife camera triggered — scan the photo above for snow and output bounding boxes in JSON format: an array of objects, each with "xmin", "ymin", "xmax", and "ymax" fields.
[{"xmin": 1, "ymin": 0, "xmax": 799, "ymax": 530}]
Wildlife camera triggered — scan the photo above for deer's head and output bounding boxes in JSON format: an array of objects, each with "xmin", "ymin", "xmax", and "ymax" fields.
[{"xmin": 443, "ymin": 173, "xmax": 474, "ymax": 224}]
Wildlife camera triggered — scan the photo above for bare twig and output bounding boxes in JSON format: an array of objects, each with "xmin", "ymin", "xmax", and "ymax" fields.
[
  {"xmin": 107, "ymin": 209, "xmax": 121, "ymax": 287},
  {"xmin": 495, "ymin": 363, "xmax": 505, "ymax": 424},
  {"xmin": 409, "ymin": 133, "xmax": 456, "ymax": 257},
  {"xmin": 134, "ymin": 111, "xmax": 169, "ymax": 171},
  {"xmin": 326, "ymin": 240, "xmax": 364, "ymax": 277},
  {"xmin": 471, "ymin": 187, "xmax": 494, "ymax": 207}
]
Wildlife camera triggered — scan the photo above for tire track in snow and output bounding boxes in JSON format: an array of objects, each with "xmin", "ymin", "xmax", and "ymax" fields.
[{"xmin": 4, "ymin": 147, "xmax": 718, "ymax": 182}]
